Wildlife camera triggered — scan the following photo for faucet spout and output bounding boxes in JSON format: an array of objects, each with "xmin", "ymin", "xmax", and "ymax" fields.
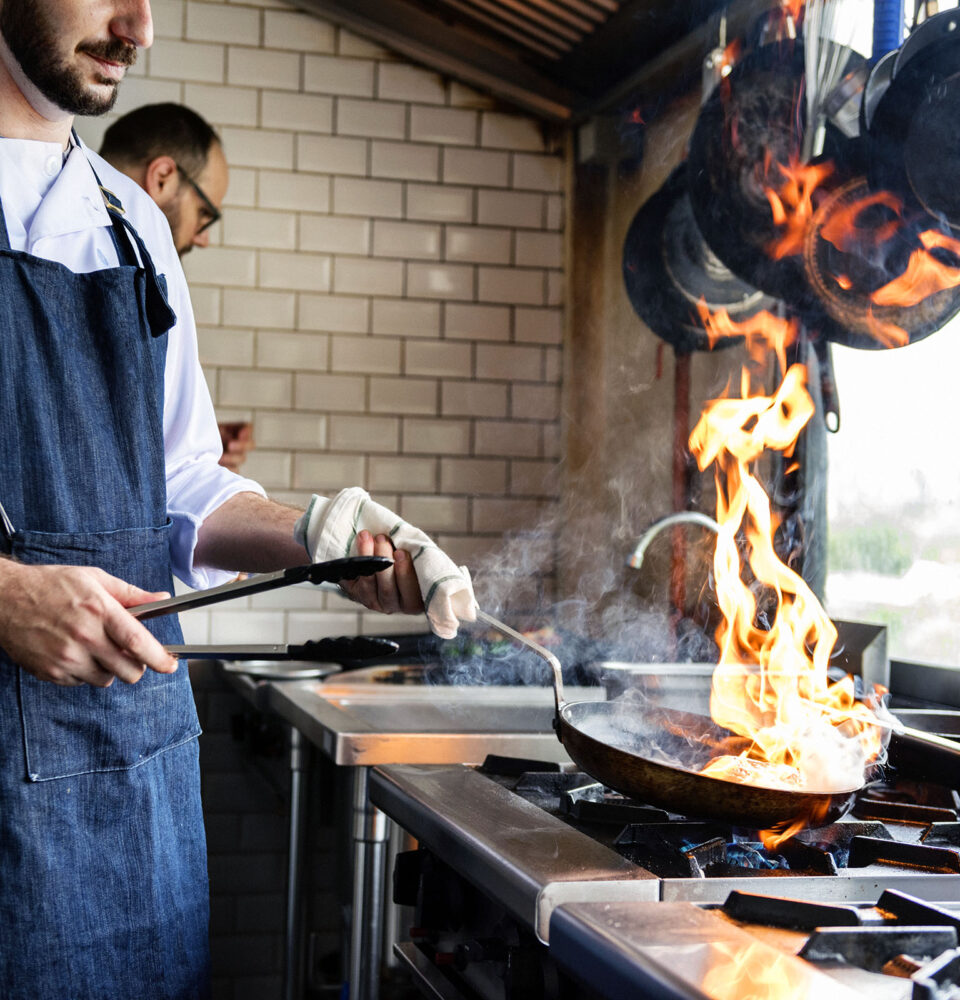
[{"xmin": 627, "ymin": 512, "xmax": 720, "ymax": 571}]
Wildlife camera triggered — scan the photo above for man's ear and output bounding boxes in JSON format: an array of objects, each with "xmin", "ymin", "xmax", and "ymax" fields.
[{"xmin": 143, "ymin": 155, "xmax": 179, "ymax": 206}]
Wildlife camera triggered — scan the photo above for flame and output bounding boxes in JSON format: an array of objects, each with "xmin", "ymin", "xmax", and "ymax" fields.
[
  {"xmin": 781, "ymin": 0, "xmax": 805, "ymax": 24},
  {"xmin": 689, "ymin": 308, "xmax": 885, "ymax": 844},
  {"xmin": 819, "ymin": 189, "xmax": 903, "ymax": 252},
  {"xmin": 764, "ymin": 157, "xmax": 833, "ymax": 260},
  {"xmin": 678, "ymin": 60, "xmax": 960, "ymax": 840},
  {"xmin": 872, "ymin": 229, "xmax": 960, "ymax": 307},
  {"xmin": 696, "ymin": 300, "xmax": 797, "ymax": 374},
  {"xmin": 701, "ymin": 940, "xmax": 810, "ymax": 1000}
]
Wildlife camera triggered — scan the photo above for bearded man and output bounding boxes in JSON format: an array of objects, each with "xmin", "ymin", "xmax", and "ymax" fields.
[{"xmin": 0, "ymin": 3, "xmax": 472, "ymax": 997}]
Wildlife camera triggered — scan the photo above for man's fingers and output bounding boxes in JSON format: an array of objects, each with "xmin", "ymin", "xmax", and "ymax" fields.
[
  {"xmin": 345, "ymin": 530, "xmax": 381, "ymax": 610},
  {"xmin": 109, "ymin": 580, "xmax": 172, "ymax": 610},
  {"xmin": 372, "ymin": 534, "xmax": 400, "ymax": 613},
  {"xmin": 341, "ymin": 531, "xmax": 423, "ymax": 618},
  {"xmin": 393, "ymin": 548, "xmax": 423, "ymax": 613},
  {"xmin": 104, "ymin": 605, "xmax": 179, "ymax": 677}
]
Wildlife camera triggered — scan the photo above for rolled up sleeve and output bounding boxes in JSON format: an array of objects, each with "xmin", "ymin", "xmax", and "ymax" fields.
[{"xmin": 160, "ymin": 246, "xmax": 267, "ymax": 589}]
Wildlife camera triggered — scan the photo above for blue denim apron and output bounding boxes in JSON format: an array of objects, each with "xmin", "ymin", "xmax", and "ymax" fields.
[{"xmin": 0, "ymin": 156, "xmax": 210, "ymax": 999}]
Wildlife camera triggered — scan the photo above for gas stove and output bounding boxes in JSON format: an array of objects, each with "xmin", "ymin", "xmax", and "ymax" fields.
[{"xmin": 371, "ymin": 737, "xmax": 960, "ymax": 1000}]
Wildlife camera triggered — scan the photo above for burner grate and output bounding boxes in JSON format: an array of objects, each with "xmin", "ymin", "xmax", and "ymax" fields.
[{"xmin": 848, "ymin": 836, "xmax": 960, "ymax": 873}]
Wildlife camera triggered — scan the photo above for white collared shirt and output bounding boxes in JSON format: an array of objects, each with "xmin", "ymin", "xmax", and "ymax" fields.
[{"xmin": 0, "ymin": 135, "xmax": 265, "ymax": 588}]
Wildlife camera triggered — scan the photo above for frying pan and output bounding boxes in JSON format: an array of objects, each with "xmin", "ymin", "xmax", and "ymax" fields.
[
  {"xmin": 621, "ymin": 162, "xmax": 775, "ymax": 354},
  {"xmin": 477, "ymin": 611, "xmax": 960, "ymax": 830},
  {"xmin": 477, "ymin": 611, "xmax": 857, "ymax": 829},
  {"xmin": 688, "ymin": 38, "xmax": 960, "ymax": 349},
  {"xmin": 686, "ymin": 42, "xmax": 860, "ymax": 314},
  {"xmin": 867, "ymin": 9, "xmax": 960, "ymax": 231},
  {"xmin": 802, "ymin": 175, "xmax": 960, "ymax": 349}
]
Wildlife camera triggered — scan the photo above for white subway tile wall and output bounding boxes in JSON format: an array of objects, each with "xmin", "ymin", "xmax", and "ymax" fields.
[{"xmin": 76, "ymin": 0, "xmax": 566, "ymax": 651}]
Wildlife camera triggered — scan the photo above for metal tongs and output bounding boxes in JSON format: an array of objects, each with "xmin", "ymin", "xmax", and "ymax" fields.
[{"xmin": 132, "ymin": 556, "xmax": 400, "ymax": 663}]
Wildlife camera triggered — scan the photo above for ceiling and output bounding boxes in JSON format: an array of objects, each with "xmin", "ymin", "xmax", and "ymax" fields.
[{"xmin": 293, "ymin": 0, "xmax": 755, "ymax": 122}]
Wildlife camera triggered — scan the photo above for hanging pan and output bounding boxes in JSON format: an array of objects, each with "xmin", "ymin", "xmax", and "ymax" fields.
[
  {"xmin": 622, "ymin": 162, "xmax": 776, "ymax": 354},
  {"xmin": 802, "ymin": 174, "xmax": 960, "ymax": 349},
  {"xmin": 689, "ymin": 38, "xmax": 960, "ymax": 350},
  {"xmin": 687, "ymin": 41, "xmax": 859, "ymax": 306},
  {"xmin": 867, "ymin": 9, "xmax": 960, "ymax": 232}
]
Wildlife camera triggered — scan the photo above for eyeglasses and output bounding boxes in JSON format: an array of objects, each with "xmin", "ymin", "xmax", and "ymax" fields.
[{"xmin": 176, "ymin": 163, "xmax": 221, "ymax": 234}]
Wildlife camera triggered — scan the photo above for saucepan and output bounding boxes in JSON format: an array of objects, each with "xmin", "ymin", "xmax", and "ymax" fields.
[{"xmin": 477, "ymin": 611, "xmax": 960, "ymax": 831}]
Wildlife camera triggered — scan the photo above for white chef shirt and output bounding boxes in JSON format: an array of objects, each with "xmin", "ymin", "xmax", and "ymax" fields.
[{"xmin": 0, "ymin": 134, "xmax": 266, "ymax": 589}]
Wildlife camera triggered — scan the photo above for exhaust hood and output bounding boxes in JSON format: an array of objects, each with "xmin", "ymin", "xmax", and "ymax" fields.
[{"xmin": 291, "ymin": 0, "xmax": 741, "ymax": 121}]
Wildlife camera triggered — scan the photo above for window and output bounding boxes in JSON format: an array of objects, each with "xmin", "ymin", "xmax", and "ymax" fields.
[{"xmin": 825, "ymin": 319, "xmax": 960, "ymax": 666}]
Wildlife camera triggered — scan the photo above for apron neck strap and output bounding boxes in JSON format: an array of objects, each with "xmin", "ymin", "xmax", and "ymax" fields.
[{"xmin": 83, "ymin": 147, "xmax": 176, "ymax": 336}]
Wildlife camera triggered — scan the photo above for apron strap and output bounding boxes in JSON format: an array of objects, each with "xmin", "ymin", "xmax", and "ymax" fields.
[
  {"xmin": 0, "ymin": 197, "xmax": 10, "ymax": 253},
  {"xmin": 79, "ymin": 134, "xmax": 177, "ymax": 338}
]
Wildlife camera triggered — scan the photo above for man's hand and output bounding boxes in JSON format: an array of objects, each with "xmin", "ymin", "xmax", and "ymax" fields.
[
  {"xmin": 0, "ymin": 562, "xmax": 180, "ymax": 687},
  {"xmin": 340, "ymin": 530, "xmax": 424, "ymax": 614},
  {"xmin": 218, "ymin": 421, "xmax": 254, "ymax": 473}
]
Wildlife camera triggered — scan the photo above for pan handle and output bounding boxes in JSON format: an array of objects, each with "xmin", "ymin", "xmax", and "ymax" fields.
[{"xmin": 475, "ymin": 609, "xmax": 566, "ymax": 716}]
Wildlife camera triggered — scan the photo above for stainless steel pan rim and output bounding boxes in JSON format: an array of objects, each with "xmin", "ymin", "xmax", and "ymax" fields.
[
  {"xmin": 475, "ymin": 610, "xmax": 861, "ymax": 830},
  {"xmin": 557, "ymin": 699, "xmax": 860, "ymax": 829}
]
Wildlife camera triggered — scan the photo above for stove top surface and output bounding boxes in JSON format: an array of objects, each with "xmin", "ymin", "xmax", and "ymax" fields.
[{"xmin": 371, "ymin": 757, "xmax": 960, "ymax": 941}]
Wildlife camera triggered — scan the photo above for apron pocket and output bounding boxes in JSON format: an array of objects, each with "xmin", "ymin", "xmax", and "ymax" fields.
[
  {"xmin": 8, "ymin": 521, "xmax": 200, "ymax": 782},
  {"xmin": 17, "ymin": 664, "xmax": 200, "ymax": 781}
]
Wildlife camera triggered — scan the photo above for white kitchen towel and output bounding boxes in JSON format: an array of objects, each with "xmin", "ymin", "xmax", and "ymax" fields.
[{"xmin": 294, "ymin": 488, "xmax": 476, "ymax": 639}]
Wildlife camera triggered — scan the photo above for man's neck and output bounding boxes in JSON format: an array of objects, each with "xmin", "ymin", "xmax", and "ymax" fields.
[{"xmin": 0, "ymin": 35, "xmax": 72, "ymax": 147}]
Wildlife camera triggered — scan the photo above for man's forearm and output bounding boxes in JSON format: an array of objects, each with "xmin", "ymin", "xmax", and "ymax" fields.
[{"xmin": 193, "ymin": 492, "xmax": 308, "ymax": 573}]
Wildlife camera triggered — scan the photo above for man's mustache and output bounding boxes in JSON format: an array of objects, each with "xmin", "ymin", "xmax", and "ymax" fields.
[{"xmin": 77, "ymin": 40, "xmax": 138, "ymax": 67}]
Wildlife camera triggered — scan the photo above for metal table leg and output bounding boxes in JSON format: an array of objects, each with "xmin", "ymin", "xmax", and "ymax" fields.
[
  {"xmin": 283, "ymin": 726, "xmax": 308, "ymax": 1000},
  {"xmin": 349, "ymin": 766, "xmax": 391, "ymax": 1000}
]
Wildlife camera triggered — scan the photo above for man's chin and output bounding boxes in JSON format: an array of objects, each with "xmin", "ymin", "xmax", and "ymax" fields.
[{"xmin": 71, "ymin": 79, "xmax": 120, "ymax": 115}]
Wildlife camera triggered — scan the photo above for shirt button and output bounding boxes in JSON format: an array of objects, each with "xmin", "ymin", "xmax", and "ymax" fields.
[{"xmin": 44, "ymin": 154, "xmax": 59, "ymax": 176}]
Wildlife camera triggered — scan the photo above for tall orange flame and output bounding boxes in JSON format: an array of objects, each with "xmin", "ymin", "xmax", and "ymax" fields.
[
  {"xmin": 689, "ymin": 309, "xmax": 885, "ymax": 844},
  {"xmin": 683, "ymin": 46, "xmax": 960, "ymax": 846}
]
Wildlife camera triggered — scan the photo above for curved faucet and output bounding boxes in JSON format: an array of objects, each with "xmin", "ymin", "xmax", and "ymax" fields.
[{"xmin": 626, "ymin": 512, "xmax": 720, "ymax": 571}]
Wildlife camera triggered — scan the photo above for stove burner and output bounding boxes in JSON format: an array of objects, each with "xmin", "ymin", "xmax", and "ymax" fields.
[
  {"xmin": 799, "ymin": 926, "xmax": 958, "ymax": 971},
  {"xmin": 853, "ymin": 798, "xmax": 959, "ymax": 825},
  {"xmin": 879, "ymin": 889, "xmax": 960, "ymax": 930},
  {"xmin": 796, "ymin": 820, "xmax": 892, "ymax": 868},
  {"xmin": 922, "ymin": 823, "xmax": 960, "ymax": 847},
  {"xmin": 614, "ymin": 823, "xmax": 730, "ymax": 877},
  {"xmin": 480, "ymin": 754, "xmax": 562, "ymax": 777},
  {"xmin": 560, "ymin": 782, "xmax": 669, "ymax": 825},
  {"xmin": 849, "ymin": 836, "xmax": 960, "ymax": 873},
  {"xmin": 724, "ymin": 890, "xmax": 865, "ymax": 929},
  {"xmin": 481, "ymin": 757, "xmax": 960, "ymax": 891}
]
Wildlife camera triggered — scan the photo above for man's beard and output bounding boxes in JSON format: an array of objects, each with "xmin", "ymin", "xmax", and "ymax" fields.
[{"xmin": 0, "ymin": 0, "xmax": 137, "ymax": 116}]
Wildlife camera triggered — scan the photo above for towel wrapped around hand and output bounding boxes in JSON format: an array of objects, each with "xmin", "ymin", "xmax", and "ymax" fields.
[{"xmin": 294, "ymin": 487, "xmax": 476, "ymax": 639}]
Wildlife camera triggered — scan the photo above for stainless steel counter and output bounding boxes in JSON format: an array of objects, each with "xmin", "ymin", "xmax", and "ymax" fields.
[
  {"xmin": 370, "ymin": 763, "xmax": 658, "ymax": 943},
  {"xmin": 549, "ymin": 901, "xmax": 868, "ymax": 999},
  {"xmin": 212, "ymin": 663, "xmax": 606, "ymax": 1000},
  {"xmin": 263, "ymin": 678, "xmax": 604, "ymax": 765}
]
